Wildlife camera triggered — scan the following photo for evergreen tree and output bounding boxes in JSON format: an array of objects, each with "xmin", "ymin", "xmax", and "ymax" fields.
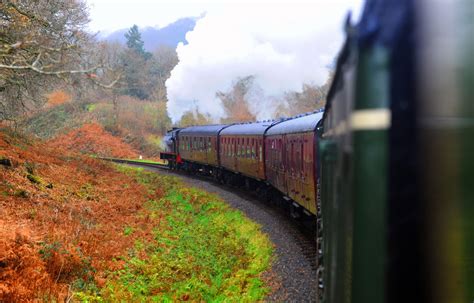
[
  {"xmin": 124, "ymin": 25, "xmax": 151, "ymax": 60},
  {"xmin": 121, "ymin": 25, "xmax": 152, "ymax": 99}
]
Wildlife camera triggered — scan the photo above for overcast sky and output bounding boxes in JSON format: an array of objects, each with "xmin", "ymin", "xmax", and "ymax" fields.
[
  {"xmin": 85, "ymin": 0, "xmax": 366, "ymax": 122},
  {"xmin": 85, "ymin": 0, "xmax": 364, "ymax": 33}
]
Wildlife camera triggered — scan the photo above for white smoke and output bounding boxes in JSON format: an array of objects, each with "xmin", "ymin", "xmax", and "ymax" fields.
[{"xmin": 166, "ymin": 1, "xmax": 364, "ymax": 122}]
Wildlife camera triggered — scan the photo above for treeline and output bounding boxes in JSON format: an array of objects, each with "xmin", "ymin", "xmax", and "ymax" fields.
[
  {"xmin": 0, "ymin": 0, "xmax": 176, "ymax": 136},
  {"xmin": 1, "ymin": 0, "xmax": 330, "ymax": 134},
  {"xmin": 179, "ymin": 74, "xmax": 331, "ymax": 127}
]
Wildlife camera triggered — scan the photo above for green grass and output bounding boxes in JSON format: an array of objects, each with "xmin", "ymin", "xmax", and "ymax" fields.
[
  {"xmin": 75, "ymin": 166, "xmax": 273, "ymax": 302},
  {"xmin": 86, "ymin": 103, "xmax": 98, "ymax": 112},
  {"xmin": 124, "ymin": 158, "xmax": 165, "ymax": 165}
]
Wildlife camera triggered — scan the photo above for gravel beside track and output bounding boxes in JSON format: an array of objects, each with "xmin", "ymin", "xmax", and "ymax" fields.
[{"xmin": 138, "ymin": 165, "xmax": 318, "ymax": 302}]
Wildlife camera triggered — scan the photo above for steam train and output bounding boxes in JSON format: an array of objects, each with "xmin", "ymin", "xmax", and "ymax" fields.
[
  {"xmin": 161, "ymin": 110, "xmax": 324, "ymax": 219},
  {"xmin": 161, "ymin": 0, "xmax": 473, "ymax": 302}
]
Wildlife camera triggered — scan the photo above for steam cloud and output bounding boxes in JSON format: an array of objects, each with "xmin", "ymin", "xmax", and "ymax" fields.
[{"xmin": 166, "ymin": 1, "xmax": 363, "ymax": 122}]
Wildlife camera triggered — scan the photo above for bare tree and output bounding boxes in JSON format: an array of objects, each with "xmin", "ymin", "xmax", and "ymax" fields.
[
  {"xmin": 0, "ymin": 0, "xmax": 119, "ymax": 122},
  {"xmin": 150, "ymin": 46, "xmax": 178, "ymax": 102},
  {"xmin": 217, "ymin": 75, "xmax": 257, "ymax": 123},
  {"xmin": 178, "ymin": 108, "xmax": 212, "ymax": 127},
  {"xmin": 275, "ymin": 72, "xmax": 333, "ymax": 118}
]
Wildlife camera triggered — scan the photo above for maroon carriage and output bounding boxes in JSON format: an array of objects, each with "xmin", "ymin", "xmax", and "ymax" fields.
[
  {"xmin": 177, "ymin": 125, "xmax": 230, "ymax": 168},
  {"xmin": 219, "ymin": 121, "xmax": 276, "ymax": 181},
  {"xmin": 265, "ymin": 112, "xmax": 324, "ymax": 215}
]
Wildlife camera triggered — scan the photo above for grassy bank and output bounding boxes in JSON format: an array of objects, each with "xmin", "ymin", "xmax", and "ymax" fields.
[{"xmin": 76, "ymin": 166, "xmax": 273, "ymax": 301}]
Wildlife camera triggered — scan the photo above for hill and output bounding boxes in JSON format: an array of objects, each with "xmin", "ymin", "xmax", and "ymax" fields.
[
  {"xmin": 0, "ymin": 128, "xmax": 273, "ymax": 301},
  {"xmin": 101, "ymin": 17, "xmax": 198, "ymax": 51},
  {"xmin": 24, "ymin": 97, "xmax": 170, "ymax": 159}
]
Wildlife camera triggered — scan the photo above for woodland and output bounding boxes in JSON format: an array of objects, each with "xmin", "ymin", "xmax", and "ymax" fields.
[{"xmin": 1, "ymin": 0, "xmax": 329, "ymax": 143}]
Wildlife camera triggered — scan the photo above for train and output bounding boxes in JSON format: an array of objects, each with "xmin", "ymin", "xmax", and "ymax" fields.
[
  {"xmin": 161, "ymin": 0, "xmax": 473, "ymax": 302},
  {"xmin": 161, "ymin": 111, "xmax": 324, "ymax": 220}
]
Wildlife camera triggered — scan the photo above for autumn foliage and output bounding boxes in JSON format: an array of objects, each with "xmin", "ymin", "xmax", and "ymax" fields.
[
  {"xmin": 48, "ymin": 123, "xmax": 140, "ymax": 158},
  {"xmin": 0, "ymin": 130, "xmax": 161, "ymax": 301},
  {"xmin": 46, "ymin": 90, "xmax": 71, "ymax": 107}
]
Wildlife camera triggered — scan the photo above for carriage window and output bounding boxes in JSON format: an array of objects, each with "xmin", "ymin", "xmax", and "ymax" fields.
[
  {"xmin": 237, "ymin": 138, "xmax": 240, "ymax": 156},
  {"xmin": 291, "ymin": 143, "xmax": 295, "ymax": 171},
  {"xmin": 208, "ymin": 137, "xmax": 212, "ymax": 152},
  {"xmin": 227, "ymin": 139, "xmax": 230, "ymax": 156},
  {"xmin": 301, "ymin": 142, "xmax": 304, "ymax": 174}
]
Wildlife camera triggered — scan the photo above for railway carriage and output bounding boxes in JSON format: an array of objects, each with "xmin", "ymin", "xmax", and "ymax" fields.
[
  {"xmin": 177, "ymin": 125, "xmax": 229, "ymax": 170},
  {"xmin": 265, "ymin": 112, "xmax": 324, "ymax": 215},
  {"xmin": 219, "ymin": 121, "xmax": 275, "ymax": 180},
  {"xmin": 318, "ymin": 0, "xmax": 474, "ymax": 302}
]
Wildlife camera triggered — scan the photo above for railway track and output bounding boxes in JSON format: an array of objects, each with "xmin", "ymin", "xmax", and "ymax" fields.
[{"xmin": 99, "ymin": 157, "xmax": 170, "ymax": 169}]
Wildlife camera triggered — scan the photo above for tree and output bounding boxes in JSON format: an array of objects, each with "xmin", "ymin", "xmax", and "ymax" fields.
[
  {"xmin": 178, "ymin": 108, "xmax": 212, "ymax": 127},
  {"xmin": 275, "ymin": 72, "xmax": 333, "ymax": 117},
  {"xmin": 0, "ymin": 0, "xmax": 119, "ymax": 122},
  {"xmin": 121, "ymin": 25, "xmax": 152, "ymax": 99},
  {"xmin": 217, "ymin": 76, "xmax": 257, "ymax": 123},
  {"xmin": 125, "ymin": 25, "xmax": 151, "ymax": 60},
  {"xmin": 149, "ymin": 46, "xmax": 178, "ymax": 102}
]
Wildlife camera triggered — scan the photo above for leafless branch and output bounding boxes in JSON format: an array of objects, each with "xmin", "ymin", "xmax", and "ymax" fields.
[
  {"xmin": 0, "ymin": 63, "xmax": 101, "ymax": 75},
  {"xmin": 90, "ymin": 74, "xmax": 123, "ymax": 89}
]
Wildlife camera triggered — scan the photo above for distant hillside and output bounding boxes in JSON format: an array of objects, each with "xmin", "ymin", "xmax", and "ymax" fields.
[{"xmin": 101, "ymin": 17, "xmax": 198, "ymax": 51}]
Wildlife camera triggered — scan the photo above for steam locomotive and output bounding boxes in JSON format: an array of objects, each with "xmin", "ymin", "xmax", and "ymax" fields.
[{"xmin": 161, "ymin": 0, "xmax": 473, "ymax": 302}]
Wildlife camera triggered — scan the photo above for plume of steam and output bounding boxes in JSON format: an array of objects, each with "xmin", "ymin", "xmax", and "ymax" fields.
[{"xmin": 166, "ymin": 1, "xmax": 364, "ymax": 122}]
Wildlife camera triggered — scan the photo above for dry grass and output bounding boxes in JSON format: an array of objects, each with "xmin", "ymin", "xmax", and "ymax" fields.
[
  {"xmin": 48, "ymin": 123, "xmax": 140, "ymax": 158},
  {"xmin": 0, "ymin": 130, "xmax": 156, "ymax": 301}
]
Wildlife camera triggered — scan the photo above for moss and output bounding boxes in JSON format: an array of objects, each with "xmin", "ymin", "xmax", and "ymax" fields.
[
  {"xmin": 14, "ymin": 189, "xmax": 29, "ymax": 198},
  {"xmin": 86, "ymin": 103, "xmax": 98, "ymax": 112},
  {"xmin": 27, "ymin": 174, "xmax": 43, "ymax": 184}
]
